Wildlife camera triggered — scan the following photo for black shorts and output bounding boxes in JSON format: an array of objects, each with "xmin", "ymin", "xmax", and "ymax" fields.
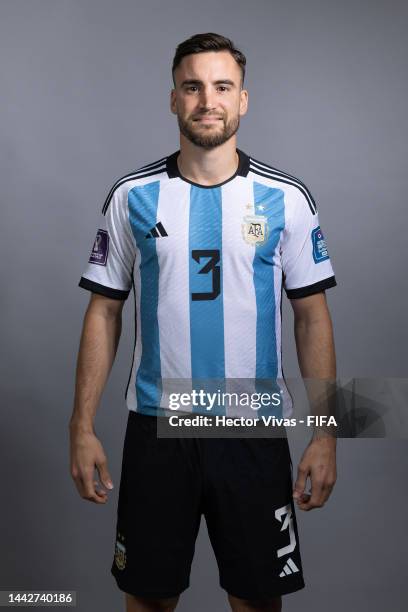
[{"xmin": 111, "ymin": 411, "xmax": 305, "ymax": 600}]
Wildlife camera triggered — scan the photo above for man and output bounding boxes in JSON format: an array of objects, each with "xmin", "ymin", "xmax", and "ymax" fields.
[{"xmin": 70, "ymin": 33, "xmax": 337, "ymax": 612}]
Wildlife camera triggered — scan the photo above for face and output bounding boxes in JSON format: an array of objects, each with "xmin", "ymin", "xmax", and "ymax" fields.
[{"xmin": 170, "ymin": 50, "xmax": 248, "ymax": 149}]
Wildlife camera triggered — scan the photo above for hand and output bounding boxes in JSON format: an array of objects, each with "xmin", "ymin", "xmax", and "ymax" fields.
[
  {"xmin": 293, "ymin": 436, "xmax": 337, "ymax": 511},
  {"xmin": 69, "ymin": 424, "xmax": 114, "ymax": 504}
]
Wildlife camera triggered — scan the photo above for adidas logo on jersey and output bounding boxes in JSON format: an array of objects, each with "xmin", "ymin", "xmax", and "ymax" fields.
[
  {"xmin": 145, "ymin": 222, "xmax": 168, "ymax": 239},
  {"xmin": 279, "ymin": 557, "xmax": 299, "ymax": 577}
]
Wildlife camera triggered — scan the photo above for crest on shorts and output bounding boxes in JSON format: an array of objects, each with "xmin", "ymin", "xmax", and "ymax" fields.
[
  {"xmin": 242, "ymin": 214, "xmax": 268, "ymax": 246},
  {"xmin": 114, "ymin": 532, "xmax": 127, "ymax": 570}
]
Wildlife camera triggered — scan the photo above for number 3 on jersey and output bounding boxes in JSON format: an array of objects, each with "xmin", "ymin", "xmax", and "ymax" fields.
[{"xmin": 191, "ymin": 249, "xmax": 220, "ymax": 301}]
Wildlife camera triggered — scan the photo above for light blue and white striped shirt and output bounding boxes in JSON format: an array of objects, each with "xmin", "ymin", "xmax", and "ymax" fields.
[{"xmin": 79, "ymin": 149, "xmax": 336, "ymax": 416}]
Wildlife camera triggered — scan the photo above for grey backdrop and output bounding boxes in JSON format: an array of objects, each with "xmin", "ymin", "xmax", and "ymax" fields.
[{"xmin": 1, "ymin": 0, "xmax": 407, "ymax": 610}]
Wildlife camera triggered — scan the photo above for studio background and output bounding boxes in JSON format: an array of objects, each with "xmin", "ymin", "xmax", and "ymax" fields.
[{"xmin": 1, "ymin": 0, "xmax": 407, "ymax": 610}]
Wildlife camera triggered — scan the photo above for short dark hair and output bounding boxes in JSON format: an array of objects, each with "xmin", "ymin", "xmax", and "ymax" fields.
[{"xmin": 172, "ymin": 32, "xmax": 246, "ymax": 87}]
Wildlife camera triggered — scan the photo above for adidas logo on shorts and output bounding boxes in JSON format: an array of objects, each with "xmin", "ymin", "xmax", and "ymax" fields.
[{"xmin": 279, "ymin": 557, "xmax": 299, "ymax": 577}]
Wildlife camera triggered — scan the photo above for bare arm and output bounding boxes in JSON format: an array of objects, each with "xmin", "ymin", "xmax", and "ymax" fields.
[
  {"xmin": 290, "ymin": 291, "xmax": 337, "ymax": 511},
  {"xmin": 292, "ymin": 291, "xmax": 336, "ymax": 380},
  {"xmin": 69, "ymin": 292, "xmax": 125, "ymax": 503}
]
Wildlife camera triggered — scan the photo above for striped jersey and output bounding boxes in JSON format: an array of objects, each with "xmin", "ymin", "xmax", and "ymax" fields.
[{"xmin": 79, "ymin": 149, "xmax": 336, "ymax": 416}]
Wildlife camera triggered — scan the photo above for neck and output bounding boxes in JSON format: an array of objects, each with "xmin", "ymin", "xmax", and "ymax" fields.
[{"xmin": 177, "ymin": 136, "xmax": 239, "ymax": 186}]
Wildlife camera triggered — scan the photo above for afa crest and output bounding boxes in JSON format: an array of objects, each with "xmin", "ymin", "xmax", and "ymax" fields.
[
  {"xmin": 114, "ymin": 533, "xmax": 127, "ymax": 570},
  {"xmin": 242, "ymin": 215, "xmax": 268, "ymax": 246}
]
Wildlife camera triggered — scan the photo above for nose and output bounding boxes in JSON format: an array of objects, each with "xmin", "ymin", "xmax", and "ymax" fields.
[{"xmin": 198, "ymin": 85, "xmax": 216, "ymax": 111}]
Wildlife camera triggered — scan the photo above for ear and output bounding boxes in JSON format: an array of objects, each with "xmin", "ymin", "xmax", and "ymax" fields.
[
  {"xmin": 239, "ymin": 88, "xmax": 248, "ymax": 117},
  {"xmin": 170, "ymin": 88, "xmax": 177, "ymax": 115}
]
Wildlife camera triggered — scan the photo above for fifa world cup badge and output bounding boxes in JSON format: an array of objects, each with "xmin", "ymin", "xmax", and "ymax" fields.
[
  {"xmin": 242, "ymin": 214, "xmax": 268, "ymax": 246},
  {"xmin": 114, "ymin": 532, "xmax": 127, "ymax": 570}
]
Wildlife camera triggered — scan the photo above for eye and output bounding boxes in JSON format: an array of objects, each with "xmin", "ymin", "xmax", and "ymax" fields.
[
  {"xmin": 187, "ymin": 86, "xmax": 198, "ymax": 92},
  {"xmin": 217, "ymin": 86, "xmax": 229, "ymax": 92}
]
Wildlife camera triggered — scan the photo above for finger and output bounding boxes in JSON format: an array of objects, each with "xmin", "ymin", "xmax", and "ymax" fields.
[
  {"xmin": 83, "ymin": 483, "xmax": 107, "ymax": 503},
  {"xmin": 71, "ymin": 464, "xmax": 107, "ymax": 503},
  {"xmin": 80, "ymin": 470, "xmax": 107, "ymax": 504},
  {"xmin": 91, "ymin": 477, "xmax": 109, "ymax": 500},
  {"xmin": 96, "ymin": 460, "xmax": 114, "ymax": 490},
  {"xmin": 299, "ymin": 479, "xmax": 326, "ymax": 510},
  {"xmin": 93, "ymin": 479, "xmax": 108, "ymax": 496},
  {"xmin": 296, "ymin": 492, "xmax": 311, "ymax": 504},
  {"xmin": 293, "ymin": 464, "xmax": 308, "ymax": 500}
]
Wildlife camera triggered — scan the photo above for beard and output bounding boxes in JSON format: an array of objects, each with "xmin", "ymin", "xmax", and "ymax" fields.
[{"xmin": 177, "ymin": 111, "xmax": 240, "ymax": 149}]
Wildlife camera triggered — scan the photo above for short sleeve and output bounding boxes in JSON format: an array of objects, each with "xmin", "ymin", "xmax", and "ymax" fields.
[
  {"xmin": 78, "ymin": 185, "xmax": 136, "ymax": 300},
  {"xmin": 281, "ymin": 188, "xmax": 337, "ymax": 299}
]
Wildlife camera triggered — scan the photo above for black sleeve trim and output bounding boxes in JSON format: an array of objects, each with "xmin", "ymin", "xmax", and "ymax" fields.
[
  {"xmin": 78, "ymin": 277, "xmax": 130, "ymax": 300},
  {"xmin": 285, "ymin": 276, "xmax": 337, "ymax": 299}
]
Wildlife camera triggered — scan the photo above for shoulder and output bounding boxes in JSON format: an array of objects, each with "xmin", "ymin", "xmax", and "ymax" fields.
[
  {"xmin": 102, "ymin": 154, "xmax": 169, "ymax": 215},
  {"xmin": 248, "ymin": 153, "xmax": 317, "ymax": 216}
]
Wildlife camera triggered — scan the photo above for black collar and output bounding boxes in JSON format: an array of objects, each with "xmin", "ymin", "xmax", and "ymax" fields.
[{"xmin": 166, "ymin": 148, "xmax": 250, "ymax": 189}]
